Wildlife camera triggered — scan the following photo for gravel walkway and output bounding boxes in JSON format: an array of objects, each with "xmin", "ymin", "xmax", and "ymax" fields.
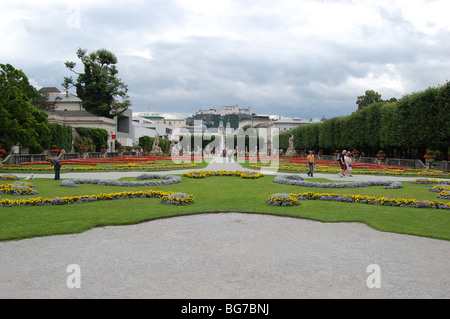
[{"xmin": 2, "ymin": 158, "xmax": 449, "ymax": 299}]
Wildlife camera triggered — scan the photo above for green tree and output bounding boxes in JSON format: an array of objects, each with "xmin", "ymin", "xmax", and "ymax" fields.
[
  {"xmin": 0, "ymin": 63, "xmax": 51, "ymax": 152},
  {"xmin": 75, "ymin": 127, "xmax": 108, "ymax": 151},
  {"xmin": 74, "ymin": 135, "xmax": 95, "ymax": 152},
  {"xmin": 63, "ymin": 48, "xmax": 131, "ymax": 118},
  {"xmin": 356, "ymin": 90, "xmax": 383, "ymax": 110},
  {"xmin": 49, "ymin": 123, "xmax": 73, "ymax": 152},
  {"xmin": 139, "ymin": 136, "xmax": 153, "ymax": 151}
]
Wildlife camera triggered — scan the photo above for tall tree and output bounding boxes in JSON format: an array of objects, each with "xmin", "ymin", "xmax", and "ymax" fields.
[
  {"xmin": 356, "ymin": 90, "xmax": 383, "ymax": 110},
  {"xmin": 63, "ymin": 48, "xmax": 131, "ymax": 118},
  {"xmin": 0, "ymin": 63, "xmax": 51, "ymax": 152}
]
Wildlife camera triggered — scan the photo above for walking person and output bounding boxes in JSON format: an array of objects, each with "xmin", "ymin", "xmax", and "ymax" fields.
[
  {"xmin": 227, "ymin": 147, "xmax": 232, "ymax": 163},
  {"xmin": 344, "ymin": 151, "xmax": 353, "ymax": 177},
  {"xmin": 307, "ymin": 150, "xmax": 315, "ymax": 177},
  {"xmin": 222, "ymin": 148, "xmax": 227, "ymax": 163},
  {"xmin": 46, "ymin": 156, "xmax": 62, "ymax": 180},
  {"xmin": 338, "ymin": 150, "xmax": 346, "ymax": 177}
]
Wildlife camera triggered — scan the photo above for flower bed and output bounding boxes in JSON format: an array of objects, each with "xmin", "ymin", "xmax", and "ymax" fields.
[
  {"xmin": 411, "ymin": 179, "xmax": 448, "ymax": 185},
  {"xmin": 0, "ymin": 174, "xmax": 19, "ymax": 181},
  {"xmin": 291, "ymin": 192, "xmax": 449, "ymax": 210},
  {"xmin": 437, "ymin": 190, "xmax": 450, "ymax": 200},
  {"xmin": 183, "ymin": 170, "xmax": 263, "ymax": 179},
  {"xmin": 0, "ymin": 189, "xmax": 193, "ymax": 207},
  {"xmin": 273, "ymin": 175, "xmax": 404, "ymax": 189},
  {"xmin": 412, "ymin": 179, "xmax": 450, "ymax": 199},
  {"xmin": 0, "ymin": 182, "xmax": 38, "ymax": 195},
  {"xmin": 266, "ymin": 193, "xmax": 299, "ymax": 206},
  {"xmin": 59, "ymin": 174, "xmax": 182, "ymax": 188},
  {"xmin": 161, "ymin": 192, "xmax": 195, "ymax": 206}
]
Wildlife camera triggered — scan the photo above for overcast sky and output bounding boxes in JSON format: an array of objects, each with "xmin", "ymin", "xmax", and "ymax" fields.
[{"xmin": 1, "ymin": 0, "xmax": 449, "ymax": 120}]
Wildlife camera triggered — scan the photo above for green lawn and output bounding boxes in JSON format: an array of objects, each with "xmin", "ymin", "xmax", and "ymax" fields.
[{"xmin": 1, "ymin": 174, "xmax": 449, "ymax": 242}]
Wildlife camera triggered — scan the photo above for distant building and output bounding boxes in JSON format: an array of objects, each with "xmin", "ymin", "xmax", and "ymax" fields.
[
  {"xmin": 40, "ymin": 87, "xmax": 83, "ymax": 111},
  {"xmin": 134, "ymin": 112, "xmax": 186, "ymax": 129},
  {"xmin": 270, "ymin": 117, "xmax": 310, "ymax": 132},
  {"xmin": 238, "ymin": 115, "xmax": 309, "ymax": 133},
  {"xmin": 131, "ymin": 114, "xmax": 178, "ymax": 147},
  {"xmin": 190, "ymin": 105, "xmax": 252, "ymax": 127},
  {"xmin": 196, "ymin": 105, "xmax": 252, "ymax": 117},
  {"xmin": 39, "ymin": 87, "xmax": 138, "ymax": 152}
]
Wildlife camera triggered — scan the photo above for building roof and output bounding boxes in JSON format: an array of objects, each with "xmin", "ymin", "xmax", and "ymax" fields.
[
  {"xmin": 45, "ymin": 92, "xmax": 82, "ymax": 103},
  {"xmin": 39, "ymin": 87, "xmax": 61, "ymax": 94}
]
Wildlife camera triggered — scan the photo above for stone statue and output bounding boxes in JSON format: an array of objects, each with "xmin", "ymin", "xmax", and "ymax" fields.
[
  {"xmin": 285, "ymin": 134, "xmax": 297, "ymax": 157},
  {"xmin": 289, "ymin": 134, "xmax": 294, "ymax": 148},
  {"xmin": 150, "ymin": 134, "xmax": 163, "ymax": 156}
]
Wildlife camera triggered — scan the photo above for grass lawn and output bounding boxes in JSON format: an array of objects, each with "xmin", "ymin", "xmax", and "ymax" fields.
[{"xmin": 1, "ymin": 174, "xmax": 449, "ymax": 242}]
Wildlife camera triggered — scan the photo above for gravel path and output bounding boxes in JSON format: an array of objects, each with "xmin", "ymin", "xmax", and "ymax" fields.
[
  {"xmin": 1, "ymin": 213, "xmax": 449, "ymax": 299},
  {"xmin": 2, "ymin": 158, "xmax": 449, "ymax": 299}
]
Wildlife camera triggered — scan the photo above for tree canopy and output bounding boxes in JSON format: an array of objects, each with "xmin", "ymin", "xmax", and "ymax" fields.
[
  {"xmin": 63, "ymin": 48, "xmax": 131, "ymax": 118},
  {"xmin": 356, "ymin": 90, "xmax": 383, "ymax": 110},
  {"xmin": 0, "ymin": 63, "xmax": 51, "ymax": 153},
  {"xmin": 280, "ymin": 82, "xmax": 450, "ymax": 160}
]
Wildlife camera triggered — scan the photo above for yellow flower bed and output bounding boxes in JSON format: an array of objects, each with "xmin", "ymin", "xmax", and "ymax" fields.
[
  {"xmin": 0, "ymin": 190, "xmax": 194, "ymax": 207},
  {"xmin": 183, "ymin": 170, "xmax": 263, "ymax": 179},
  {"xmin": 293, "ymin": 192, "xmax": 449, "ymax": 209},
  {"xmin": 0, "ymin": 182, "xmax": 37, "ymax": 195}
]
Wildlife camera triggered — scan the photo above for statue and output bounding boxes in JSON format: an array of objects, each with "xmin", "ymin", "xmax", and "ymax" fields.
[
  {"xmin": 285, "ymin": 134, "xmax": 297, "ymax": 157},
  {"xmin": 150, "ymin": 134, "xmax": 163, "ymax": 156}
]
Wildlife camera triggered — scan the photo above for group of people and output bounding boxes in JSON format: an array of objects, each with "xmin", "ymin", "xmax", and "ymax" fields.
[{"xmin": 305, "ymin": 149, "xmax": 354, "ymax": 178}]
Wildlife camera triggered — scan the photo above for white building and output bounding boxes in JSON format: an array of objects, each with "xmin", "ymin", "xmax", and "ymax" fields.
[
  {"xmin": 270, "ymin": 117, "xmax": 310, "ymax": 132},
  {"xmin": 41, "ymin": 87, "xmax": 118, "ymax": 152},
  {"xmin": 131, "ymin": 116, "xmax": 175, "ymax": 146}
]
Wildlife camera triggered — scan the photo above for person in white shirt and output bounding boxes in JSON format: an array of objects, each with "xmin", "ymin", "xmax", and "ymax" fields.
[{"xmin": 343, "ymin": 151, "xmax": 353, "ymax": 177}]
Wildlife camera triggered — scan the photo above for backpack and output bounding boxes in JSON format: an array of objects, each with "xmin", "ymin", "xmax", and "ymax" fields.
[{"xmin": 336, "ymin": 153, "xmax": 341, "ymax": 161}]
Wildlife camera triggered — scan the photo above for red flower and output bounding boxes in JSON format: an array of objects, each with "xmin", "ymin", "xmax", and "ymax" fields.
[
  {"xmin": 423, "ymin": 154, "xmax": 436, "ymax": 158},
  {"xmin": 79, "ymin": 147, "xmax": 87, "ymax": 150},
  {"xmin": 100, "ymin": 149, "xmax": 107, "ymax": 152},
  {"xmin": 0, "ymin": 149, "xmax": 6, "ymax": 153},
  {"xmin": 50, "ymin": 149, "xmax": 60, "ymax": 152},
  {"xmin": 376, "ymin": 153, "xmax": 386, "ymax": 157}
]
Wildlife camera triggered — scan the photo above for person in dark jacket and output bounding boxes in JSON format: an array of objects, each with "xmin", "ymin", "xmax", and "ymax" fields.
[{"xmin": 46, "ymin": 156, "xmax": 62, "ymax": 180}]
